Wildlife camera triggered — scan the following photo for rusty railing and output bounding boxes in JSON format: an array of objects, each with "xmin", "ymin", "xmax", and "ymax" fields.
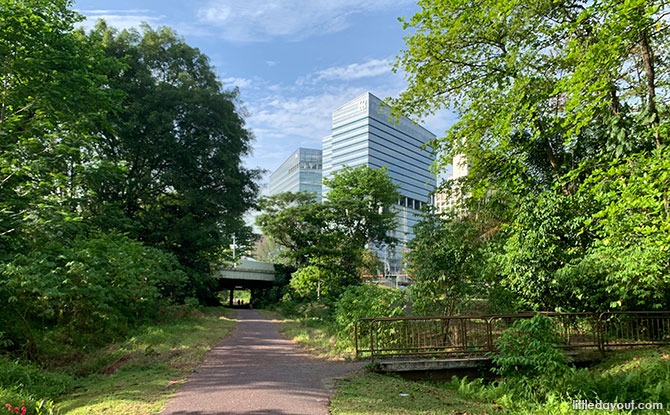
[{"xmin": 354, "ymin": 311, "xmax": 670, "ymax": 359}]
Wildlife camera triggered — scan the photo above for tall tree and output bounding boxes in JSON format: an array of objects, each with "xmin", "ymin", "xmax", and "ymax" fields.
[
  {"xmin": 86, "ymin": 23, "xmax": 260, "ymax": 270},
  {"xmin": 391, "ymin": 0, "xmax": 668, "ymax": 195},
  {"xmin": 406, "ymin": 212, "xmax": 483, "ymax": 316},
  {"xmin": 392, "ymin": 0, "xmax": 669, "ymax": 311},
  {"xmin": 0, "ymin": 0, "xmax": 114, "ymax": 254}
]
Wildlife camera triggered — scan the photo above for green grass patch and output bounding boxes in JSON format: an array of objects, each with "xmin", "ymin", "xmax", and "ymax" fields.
[
  {"xmin": 330, "ymin": 373, "xmax": 494, "ymax": 415},
  {"xmin": 1, "ymin": 307, "xmax": 236, "ymax": 415},
  {"xmin": 264, "ymin": 312, "xmax": 355, "ymax": 360},
  {"xmin": 330, "ymin": 347, "xmax": 670, "ymax": 415}
]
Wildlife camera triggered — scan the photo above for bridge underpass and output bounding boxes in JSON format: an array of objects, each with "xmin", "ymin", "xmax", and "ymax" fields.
[{"xmin": 213, "ymin": 259, "xmax": 276, "ymax": 307}]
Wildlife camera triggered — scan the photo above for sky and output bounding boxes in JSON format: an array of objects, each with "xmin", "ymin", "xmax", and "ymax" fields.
[{"xmin": 73, "ymin": 0, "xmax": 456, "ymax": 187}]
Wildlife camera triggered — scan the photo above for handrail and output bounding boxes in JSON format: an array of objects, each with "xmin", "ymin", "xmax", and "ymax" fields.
[{"xmin": 355, "ymin": 311, "xmax": 670, "ymax": 359}]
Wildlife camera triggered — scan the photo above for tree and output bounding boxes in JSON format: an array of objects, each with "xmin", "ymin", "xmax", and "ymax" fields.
[
  {"xmin": 560, "ymin": 149, "xmax": 670, "ymax": 310},
  {"xmin": 85, "ymin": 23, "xmax": 260, "ymax": 270},
  {"xmin": 391, "ymin": 0, "xmax": 670, "ymax": 311},
  {"xmin": 323, "ymin": 165, "xmax": 400, "ymax": 250},
  {"xmin": 406, "ymin": 212, "xmax": 483, "ymax": 316},
  {"xmin": 391, "ymin": 0, "xmax": 668, "ymax": 178},
  {"xmin": 0, "ymin": 0, "xmax": 115, "ymax": 254},
  {"xmin": 255, "ymin": 191, "xmax": 327, "ymax": 265},
  {"xmin": 256, "ymin": 166, "xmax": 400, "ymax": 300}
]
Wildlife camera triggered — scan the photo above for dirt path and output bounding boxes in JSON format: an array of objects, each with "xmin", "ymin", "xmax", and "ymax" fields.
[{"xmin": 161, "ymin": 309, "xmax": 362, "ymax": 415}]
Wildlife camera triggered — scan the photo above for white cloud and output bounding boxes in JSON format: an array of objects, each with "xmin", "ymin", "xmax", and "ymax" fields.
[
  {"xmin": 77, "ymin": 9, "xmax": 165, "ymax": 30},
  {"xmin": 196, "ymin": 0, "xmax": 412, "ymax": 42},
  {"xmin": 221, "ymin": 76, "xmax": 254, "ymax": 89},
  {"xmin": 315, "ymin": 58, "xmax": 393, "ymax": 82},
  {"xmin": 243, "ymin": 86, "xmax": 367, "ymax": 171}
]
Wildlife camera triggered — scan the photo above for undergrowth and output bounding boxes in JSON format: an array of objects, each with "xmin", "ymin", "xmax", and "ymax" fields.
[{"xmin": 0, "ymin": 306, "xmax": 235, "ymax": 415}]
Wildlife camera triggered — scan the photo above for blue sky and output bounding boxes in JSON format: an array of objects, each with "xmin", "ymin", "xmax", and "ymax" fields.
[{"xmin": 73, "ymin": 0, "xmax": 455, "ymax": 186}]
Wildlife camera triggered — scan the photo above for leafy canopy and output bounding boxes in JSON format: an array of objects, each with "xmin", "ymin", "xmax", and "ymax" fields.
[{"xmin": 392, "ymin": 0, "xmax": 670, "ymax": 312}]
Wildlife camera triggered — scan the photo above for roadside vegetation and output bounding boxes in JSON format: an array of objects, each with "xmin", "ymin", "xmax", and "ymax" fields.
[
  {"xmin": 2, "ymin": 2, "xmax": 253, "ymax": 413},
  {"xmin": 0, "ymin": 307, "xmax": 235, "ymax": 415},
  {"xmin": 328, "ymin": 314, "xmax": 670, "ymax": 415},
  {"xmin": 331, "ymin": 344, "xmax": 670, "ymax": 415},
  {"xmin": 3, "ymin": 0, "xmax": 670, "ymax": 414}
]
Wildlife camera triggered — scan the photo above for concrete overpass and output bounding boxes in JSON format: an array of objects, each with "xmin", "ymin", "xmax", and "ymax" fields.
[{"xmin": 213, "ymin": 259, "xmax": 276, "ymax": 306}]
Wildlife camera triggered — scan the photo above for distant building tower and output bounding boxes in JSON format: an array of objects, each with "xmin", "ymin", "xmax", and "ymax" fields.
[
  {"xmin": 268, "ymin": 148, "xmax": 323, "ymax": 201},
  {"xmin": 434, "ymin": 153, "xmax": 469, "ymax": 214},
  {"xmin": 322, "ymin": 92, "xmax": 435, "ymax": 275}
]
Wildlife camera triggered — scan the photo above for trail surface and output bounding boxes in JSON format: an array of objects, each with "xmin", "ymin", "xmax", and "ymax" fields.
[{"xmin": 161, "ymin": 309, "xmax": 362, "ymax": 415}]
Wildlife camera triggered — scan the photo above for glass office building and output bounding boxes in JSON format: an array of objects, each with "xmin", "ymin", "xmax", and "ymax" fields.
[
  {"xmin": 323, "ymin": 92, "xmax": 435, "ymax": 275},
  {"xmin": 268, "ymin": 148, "xmax": 323, "ymax": 201}
]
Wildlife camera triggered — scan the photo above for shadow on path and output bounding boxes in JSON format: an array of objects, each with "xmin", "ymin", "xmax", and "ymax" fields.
[{"xmin": 161, "ymin": 309, "xmax": 362, "ymax": 415}]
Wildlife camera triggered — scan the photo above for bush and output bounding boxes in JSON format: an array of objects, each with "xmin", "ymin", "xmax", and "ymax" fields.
[
  {"xmin": 492, "ymin": 314, "xmax": 569, "ymax": 380},
  {"xmin": 0, "ymin": 356, "xmax": 74, "ymax": 403},
  {"xmin": 334, "ymin": 284, "xmax": 406, "ymax": 347},
  {"xmin": 1, "ymin": 233, "xmax": 188, "ymax": 355},
  {"xmin": 571, "ymin": 348, "xmax": 670, "ymax": 404}
]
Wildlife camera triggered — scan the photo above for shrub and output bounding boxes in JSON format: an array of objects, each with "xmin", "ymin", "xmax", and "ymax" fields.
[
  {"xmin": 334, "ymin": 284, "xmax": 406, "ymax": 348},
  {"xmin": 0, "ymin": 356, "xmax": 74, "ymax": 402},
  {"xmin": 492, "ymin": 314, "xmax": 569, "ymax": 380},
  {"xmin": 1, "ymin": 233, "xmax": 187, "ymax": 355}
]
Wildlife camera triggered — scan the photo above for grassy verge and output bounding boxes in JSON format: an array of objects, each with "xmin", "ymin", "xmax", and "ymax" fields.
[
  {"xmin": 331, "ymin": 372, "xmax": 494, "ymax": 415},
  {"xmin": 330, "ymin": 346, "xmax": 670, "ymax": 415},
  {"xmin": 259, "ymin": 311, "xmax": 355, "ymax": 360},
  {"xmin": 1, "ymin": 307, "xmax": 236, "ymax": 415}
]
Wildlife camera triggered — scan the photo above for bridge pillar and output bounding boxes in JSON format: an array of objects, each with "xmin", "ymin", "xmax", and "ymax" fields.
[{"xmin": 229, "ymin": 288, "xmax": 234, "ymax": 307}]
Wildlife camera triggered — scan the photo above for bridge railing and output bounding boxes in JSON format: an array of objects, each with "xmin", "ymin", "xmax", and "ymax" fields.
[
  {"xmin": 354, "ymin": 312, "xmax": 670, "ymax": 359},
  {"xmin": 600, "ymin": 311, "xmax": 670, "ymax": 348}
]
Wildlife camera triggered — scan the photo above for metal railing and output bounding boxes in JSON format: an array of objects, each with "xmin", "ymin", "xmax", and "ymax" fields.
[{"xmin": 354, "ymin": 312, "xmax": 670, "ymax": 359}]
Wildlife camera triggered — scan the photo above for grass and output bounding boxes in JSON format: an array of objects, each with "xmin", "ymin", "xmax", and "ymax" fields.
[
  {"xmin": 57, "ymin": 307, "xmax": 236, "ymax": 415},
  {"xmin": 260, "ymin": 311, "xmax": 356, "ymax": 360},
  {"xmin": 1, "ymin": 307, "xmax": 236, "ymax": 415},
  {"xmin": 329, "ymin": 347, "xmax": 670, "ymax": 415},
  {"xmin": 330, "ymin": 372, "xmax": 494, "ymax": 415}
]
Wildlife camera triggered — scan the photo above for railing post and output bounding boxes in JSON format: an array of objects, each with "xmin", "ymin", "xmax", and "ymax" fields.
[
  {"xmin": 369, "ymin": 319, "xmax": 376, "ymax": 359},
  {"xmin": 597, "ymin": 312, "xmax": 605, "ymax": 351},
  {"xmin": 460, "ymin": 318, "xmax": 468, "ymax": 351},
  {"xmin": 486, "ymin": 318, "xmax": 493, "ymax": 352},
  {"xmin": 354, "ymin": 319, "xmax": 359, "ymax": 358}
]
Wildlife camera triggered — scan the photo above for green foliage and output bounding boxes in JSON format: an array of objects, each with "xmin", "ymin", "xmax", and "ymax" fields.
[
  {"xmin": 497, "ymin": 191, "xmax": 604, "ymax": 311},
  {"xmin": 290, "ymin": 265, "xmax": 341, "ymax": 301},
  {"xmin": 0, "ymin": 356, "xmax": 74, "ymax": 401},
  {"xmin": 580, "ymin": 348, "xmax": 670, "ymax": 404},
  {"xmin": 86, "ymin": 22, "xmax": 260, "ymax": 270},
  {"xmin": 334, "ymin": 284, "xmax": 406, "ymax": 336},
  {"xmin": 330, "ymin": 348, "xmax": 670, "ymax": 414},
  {"xmin": 565, "ymin": 149, "xmax": 670, "ymax": 310},
  {"xmin": 406, "ymin": 213, "xmax": 483, "ymax": 315},
  {"xmin": 0, "ymin": 0, "xmax": 116, "ymax": 258},
  {"xmin": 1, "ymin": 233, "xmax": 187, "ymax": 355},
  {"xmin": 0, "ymin": 307, "xmax": 234, "ymax": 415},
  {"xmin": 492, "ymin": 314, "xmax": 569, "ymax": 380},
  {"xmin": 322, "ymin": 165, "xmax": 400, "ymax": 250},
  {"xmin": 0, "ymin": 0, "xmax": 260, "ymax": 366},
  {"xmin": 391, "ymin": 0, "xmax": 670, "ymax": 313},
  {"xmin": 257, "ymin": 166, "xmax": 400, "ymax": 302},
  {"xmin": 256, "ymin": 192, "xmax": 326, "ymax": 265}
]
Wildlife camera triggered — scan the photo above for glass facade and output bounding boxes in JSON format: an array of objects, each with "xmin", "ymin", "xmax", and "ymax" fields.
[
  {"xmin": 322, "ymin": 92, "xmax": 436, "ymax": 275},
  {"xmin": 268, "ymin": 148, "xmax": 323, "ymax": 201}
]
